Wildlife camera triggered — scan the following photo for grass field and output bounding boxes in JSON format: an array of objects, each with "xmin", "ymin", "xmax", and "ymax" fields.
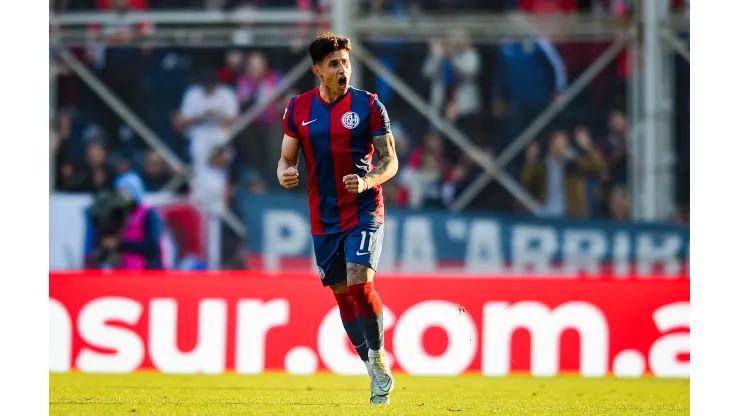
[{"xmin": 49, "ymin": 373, "xmax": 689, "ymax": 415}]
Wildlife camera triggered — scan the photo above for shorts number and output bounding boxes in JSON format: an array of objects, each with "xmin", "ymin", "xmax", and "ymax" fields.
[{"xmin": 360, "ymin": 231, "xmax": 374, "ymax": 252}]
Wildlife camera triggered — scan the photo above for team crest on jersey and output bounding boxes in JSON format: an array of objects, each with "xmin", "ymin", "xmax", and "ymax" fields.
[
  {"xmin": 318, "ymin": 266, "xmax": 326, "ymax": 280},
  {"xmin": 341, "ymin": 111, "xmax": 360, "ymax": 129}
]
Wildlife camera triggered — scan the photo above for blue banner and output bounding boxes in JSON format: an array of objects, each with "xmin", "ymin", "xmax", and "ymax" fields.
[{"xmin": 238, "ymin": 194, "xmax": 689, "ymax": 276}]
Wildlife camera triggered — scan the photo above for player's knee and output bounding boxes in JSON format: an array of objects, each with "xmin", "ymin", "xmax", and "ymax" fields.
[
  {"xmin": 330, "ymin": 281, "xmax": 349, "ymax": 294},
  {"xmin": 332, "ymin": 288, "xmax": 357, "ymax": 322},
  {"xmin": 347, "ymin": 280, "xmax": 383, "ymax": 318},
  {"xmin": 346, "ymin": 263, "xmax": 374, "ymax": 286}
]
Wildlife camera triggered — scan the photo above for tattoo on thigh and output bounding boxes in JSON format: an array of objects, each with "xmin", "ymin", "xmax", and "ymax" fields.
[{"xmin": 346, "ymin": 262, "xmax": 372, "ymax": 285}]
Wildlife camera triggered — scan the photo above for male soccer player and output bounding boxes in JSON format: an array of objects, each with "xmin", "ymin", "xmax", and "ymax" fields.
[{"xmin": 277, "ymin": 32, "xmax": 398, "ymax": 405}]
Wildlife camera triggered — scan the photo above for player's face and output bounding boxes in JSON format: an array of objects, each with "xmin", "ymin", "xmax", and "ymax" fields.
[{"xmin": 316, "ymin": 49, "xmax": 351, "ymax": 94}]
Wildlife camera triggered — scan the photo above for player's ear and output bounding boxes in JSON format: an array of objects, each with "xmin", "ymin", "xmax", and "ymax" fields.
[{"xmin": 311, "ymin": 64, "xmax": 321, "ymax": 79}]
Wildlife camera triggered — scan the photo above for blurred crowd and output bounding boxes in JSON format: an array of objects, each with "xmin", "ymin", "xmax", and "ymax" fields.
[
  {"xmin": 50, "ymin": 0, "xmax": 690, "ymax": 227},
  {"xmin": 52, "ymin": 0, "xmax": 690, "ymax": 15}
]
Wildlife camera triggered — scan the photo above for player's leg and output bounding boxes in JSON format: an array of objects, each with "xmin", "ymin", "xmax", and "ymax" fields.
[
  {"xmin": 328, "ymin": 280, "xmax": 369, "ymax": 363},
  {"xmin": 346, "ymin": 263, "xmax": 385, "ymax": 352},
  {"xmin": 312, "ymin": 233, "xmax": 369, "ymax": 363},
  {"xmin": 329, "ymin": 280, "xmax": 388, "ymax": 405},
  {"xmin": 344, "ymin": 224, "xmax": 394, "ymax": 398},
  {"xmin": 346, "ymin": 262, "xmax": 394, "ymax": 400}
]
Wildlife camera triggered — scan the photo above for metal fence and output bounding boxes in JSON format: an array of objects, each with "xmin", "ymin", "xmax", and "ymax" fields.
[{"xmin": 50, "ymin": 0, "xmax": 689, "ymax": 237}]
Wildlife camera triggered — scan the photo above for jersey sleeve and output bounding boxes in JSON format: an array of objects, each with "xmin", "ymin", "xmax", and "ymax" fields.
[
  {"xmin": 369, "ymin": 95, "xmax": 391, "ymax": 137},
  {"xmin": 283, "ymin": 96, "xmax": 298, "ymax": 139}
]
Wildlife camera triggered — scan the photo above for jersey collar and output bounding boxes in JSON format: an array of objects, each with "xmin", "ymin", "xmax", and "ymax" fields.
[{"xmin": 315, "ymin": 86, "xmax": 351, "ymax": 107}]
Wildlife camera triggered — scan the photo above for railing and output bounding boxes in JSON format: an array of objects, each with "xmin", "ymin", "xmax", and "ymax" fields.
[
  {"xmin": 50, "ymin": 2, "xmax": 690, "ymax": 241},
  {"xmin": 54, "ymin": 10, "xmax": 689, "ymax": 46}
]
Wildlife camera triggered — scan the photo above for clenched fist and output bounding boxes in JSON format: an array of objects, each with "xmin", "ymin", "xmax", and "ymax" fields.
[
  {"xmin": 343, "ymin": 174, "xmax": 368, "ymax": 194},
  {"xmin": 280, "ymin": 167, "xmax": 299, "ymax": 189}
]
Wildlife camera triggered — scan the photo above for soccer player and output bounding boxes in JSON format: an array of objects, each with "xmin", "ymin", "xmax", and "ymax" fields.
[{"xmin": 277, "ymin": 32, "xmax": 398, "ymax": 405}]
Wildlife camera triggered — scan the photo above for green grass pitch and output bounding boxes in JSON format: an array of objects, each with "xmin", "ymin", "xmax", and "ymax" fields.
[{"xmin": 50, "ymin": 373, "xmax": 689, "ymax": 415}]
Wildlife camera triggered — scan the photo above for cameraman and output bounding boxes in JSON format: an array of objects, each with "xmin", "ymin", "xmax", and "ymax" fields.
[{"xmin": 84, "ymin": 172, "xmax": 165, "ymax": 270}]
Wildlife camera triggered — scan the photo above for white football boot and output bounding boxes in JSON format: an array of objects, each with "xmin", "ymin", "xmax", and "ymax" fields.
[
  {"xmin": 368, "ymin": 348, "xmax": 395, "ymax": 398},
  {"xmin": 364, "ymin": 360, "xmax": 391, "ymax": 404}
]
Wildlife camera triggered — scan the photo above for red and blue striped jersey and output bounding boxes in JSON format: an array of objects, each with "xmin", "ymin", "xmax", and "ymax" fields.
[{"xmin": 283, "ymin": 87, "xmax": 390, "ymax": 236}]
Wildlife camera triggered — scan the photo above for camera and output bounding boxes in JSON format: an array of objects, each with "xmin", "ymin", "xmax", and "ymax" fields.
[{"xmin": 88, "ymin": 190, "xmax": 135, "ymax": 265}]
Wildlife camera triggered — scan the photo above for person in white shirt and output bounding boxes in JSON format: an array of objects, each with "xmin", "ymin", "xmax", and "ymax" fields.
[
  {"xmin": 177, "ymin": 68, "xmax": 239, "ymax": 269},
  {"xmin": 179, "ymin": 68, "xmax": 238, "ymax": 172}
]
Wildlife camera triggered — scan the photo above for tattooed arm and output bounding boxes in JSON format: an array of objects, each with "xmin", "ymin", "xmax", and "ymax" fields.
[
  {"xmin": 342, "ymin": 132, "xmax": 399, "ymax": 194},
  {"xmin": 365, "ymin": 132, "xmax": 399, "ymax": 188}
]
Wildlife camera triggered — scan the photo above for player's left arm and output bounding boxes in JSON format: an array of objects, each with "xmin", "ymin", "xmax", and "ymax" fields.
[
  {"xmin": 363, "ymin": 132, "xmax": 399, "ymax": 189},
  {"xmin": 344, "ymin": 132, "xmax": 398, "ymax": 193},
  {"xmin": 344, "ymin": 96, "xmax": 399, "ymax": 194}
]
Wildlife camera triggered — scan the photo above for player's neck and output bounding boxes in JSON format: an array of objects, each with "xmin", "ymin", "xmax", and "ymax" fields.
[{"xmin": 319, "ymin": 84, "xmax": 347, "ymax": 104}]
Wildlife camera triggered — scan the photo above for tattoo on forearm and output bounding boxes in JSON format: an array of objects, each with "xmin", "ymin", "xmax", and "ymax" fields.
[{"xmin": 364, "ymin": 133, "xmax": 398, "ymax": 188}]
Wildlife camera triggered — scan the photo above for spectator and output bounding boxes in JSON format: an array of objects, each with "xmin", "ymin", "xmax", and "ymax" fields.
[
  {"xmin": 52, "ymin": 59, "xmax": 82, "ymax": 110},
  {"xmin": 56, "ymin": 162, "xmax": 80, "ymax": 192},
  {"xmin": 84, "ymin": 172, "xmax": 165, "ymax": 270},
  {"xmin": 422, "ymin": 31, "xmax": 482, "ymax": 150},
  {"xmin": 608, "ymin": 186, "xmax": 630, "ymax": 221},
  {"xmin": 218, "ymin": 49, "xmax": 245, "ymax": 86},
  {"xmin": 235, "ymin": 52, "xmax": 288, "ymax": 182},
  {"xmin": 591, "ymin": 0, "xmax": 629, "ymax": 15},
  {"xmin": 190, "ymin": 145, "xmax": 234, "ymax": 216},
  {"xmin": 397, "ymin": 131, "xmax": 452, "ymax": 209},
  {"xmin": 446, "ymin": 147, "xmax": 513, "ymax": 213},
  {"xmin": 521, "ymin": 129, "xmax": 604, "ymax": 218},
  {"xmin": 176, "ymin": 66, "xmax": 238, "ymax": 177},
  {"xmin": 175, "ymin": 66, "xmax": 238, "ymax": 225},
  {"xmin": 141, "ymin": 149, "xmax": 173, "ymax": 191},
  {"xmin": 52, "ymin": 110, "xmax": 73, "ymax": 190},
  {"xmin": 366, "ymin": 0, "xmax": 408, "ymax": 107},
  {"xmin": 75, "ymin": 141, "xmax": 116, "ymax": 194},
  {"xmin": 493, "ymin": 30, "xmax": 567, "ymax": 147},
  {"xmin": 52, "ymin": 111, "xmax": 91, "ymax": 193},
  {"xmin": 96, "ymin": 0, "xmax": 149, "ymax": 9},
  {"xmin": 593, "ymin": 110, "xmax": 628, "ymax": 217},
  {"xmin": 110, "ymin": 154, "xmax": 133, "ymax": 176},
  {"xmin": 517, "ymin": 0, "xmax": 578, "ymax": 14},
  {"xmin": 191, "ymin": 144, "xmax": 236, "ymax": 270},
  {"xmin": 87, "ymin": 0, "xmax": 153, "ymax": 155},
  {"xmin": 598, "ymin": 109, "xmax": 628, "ymax": 187}
]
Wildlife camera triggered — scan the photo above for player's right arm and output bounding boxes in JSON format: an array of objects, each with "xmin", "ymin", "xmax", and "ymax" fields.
[
  {"xmin": 277, "ymin": 135, "xmax": 300, "ymax": 188},
  {"xmin": 277, "ymin": 97, "xmax": 300, "ymax": 189}
]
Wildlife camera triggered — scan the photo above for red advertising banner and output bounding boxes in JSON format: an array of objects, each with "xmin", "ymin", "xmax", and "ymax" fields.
[{"xmin": 49, "ymin": 271, "xmax": 689, "ymax": 377}]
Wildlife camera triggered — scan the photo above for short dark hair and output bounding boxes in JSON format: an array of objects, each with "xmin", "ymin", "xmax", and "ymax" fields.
[{"xmin": 309, "ymin": 32, "xmax": 352, "ymax": 64}]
